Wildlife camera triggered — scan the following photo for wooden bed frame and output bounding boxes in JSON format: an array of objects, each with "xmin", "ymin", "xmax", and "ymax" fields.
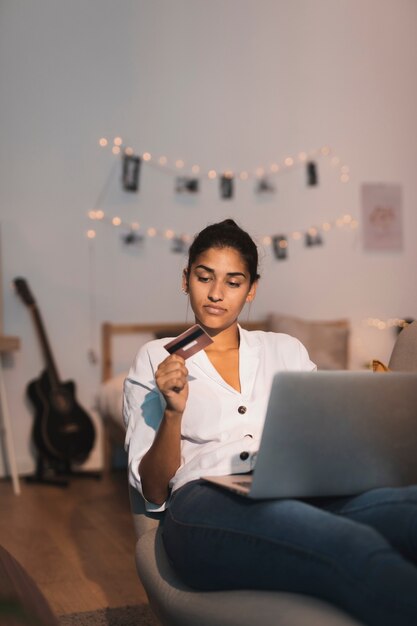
[
  {"xmin": 101, "ymin": 320, "xmax": 269, "ymax": 382},
  {"xmin": 100, "ymin": 320, "xmax": 268, "ymax": 471}
]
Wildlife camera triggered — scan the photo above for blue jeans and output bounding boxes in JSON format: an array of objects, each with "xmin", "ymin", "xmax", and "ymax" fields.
[{"xmin": 162, "ymin": 480, "xmax": 417, "ymax": 626}]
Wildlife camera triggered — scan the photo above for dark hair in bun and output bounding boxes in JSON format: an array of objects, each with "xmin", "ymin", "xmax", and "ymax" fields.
[{"xmin": 186, "ymin": 219, "xmax": 260, "ymax": 285}]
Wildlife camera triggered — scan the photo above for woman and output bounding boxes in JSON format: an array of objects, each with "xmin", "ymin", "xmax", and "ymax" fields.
[{"xmin": 124, "ymin": 219, "xmax": 417, "ymax": 626}]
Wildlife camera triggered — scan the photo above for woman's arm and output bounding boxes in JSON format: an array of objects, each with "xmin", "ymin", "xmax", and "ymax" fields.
[{"xmin": 139, "ymin": 353, "xmax": 188, "ymax": 505}]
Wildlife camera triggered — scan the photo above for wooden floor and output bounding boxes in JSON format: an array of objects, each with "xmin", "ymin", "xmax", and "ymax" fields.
[{"xmin": 0, "ymin": 471, "xmax": 149, "ymax": 616}]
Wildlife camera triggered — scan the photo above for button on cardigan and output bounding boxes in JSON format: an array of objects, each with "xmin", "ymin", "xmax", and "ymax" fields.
[{"xmin": 123, "ymin": 326, "xmax": 316, "ymax": 512}]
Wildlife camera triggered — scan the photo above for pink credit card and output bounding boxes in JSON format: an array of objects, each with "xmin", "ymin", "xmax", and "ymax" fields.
[{"xmin": 163, "ymin": 324, "xmax": 213, "ymax": 359}]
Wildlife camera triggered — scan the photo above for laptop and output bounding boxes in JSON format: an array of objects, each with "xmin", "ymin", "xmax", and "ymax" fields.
[{"xmin": 202, "ymin": 371, "xmax": 417, "ymax": 499}]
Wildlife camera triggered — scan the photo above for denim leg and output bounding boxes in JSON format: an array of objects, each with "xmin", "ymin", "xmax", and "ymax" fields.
[
  {"xmin": 163, "ymin": 481, "xmax": 417, "ymax": 626},
  {"xmin": 321, "ymin": 485, "xmax": 417, "ymax": 564}
]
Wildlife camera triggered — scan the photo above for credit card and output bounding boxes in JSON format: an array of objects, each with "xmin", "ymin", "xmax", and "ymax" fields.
[{"xmin": 163, "ymin": 324, "xmax": 213, "ymax": 359}]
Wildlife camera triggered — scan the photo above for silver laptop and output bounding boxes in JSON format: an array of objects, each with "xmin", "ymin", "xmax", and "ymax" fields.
[{"xmin": 203, "ymin": 371, "xmax": 417, "ymax": 499}]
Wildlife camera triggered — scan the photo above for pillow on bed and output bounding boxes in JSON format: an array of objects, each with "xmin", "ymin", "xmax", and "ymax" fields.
[{"xmin": 267, "ymin": 313, "xmax": 350, "ymax": 370}]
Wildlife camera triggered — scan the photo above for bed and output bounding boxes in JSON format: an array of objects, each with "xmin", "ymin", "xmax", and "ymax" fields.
[{"xmin": 96, "ymin": 316, "xmax": 350, "ymax": 471}]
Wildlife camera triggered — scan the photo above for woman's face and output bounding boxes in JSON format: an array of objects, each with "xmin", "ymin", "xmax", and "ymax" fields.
[{"xmin": 184, "ymin": 246, "xmax": 257, "ymax": 333}]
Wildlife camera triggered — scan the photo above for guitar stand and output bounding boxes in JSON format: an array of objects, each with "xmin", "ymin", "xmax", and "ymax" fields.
[{"xmin": 26, "ymin": 456, "xmax": 102, "ymax": 488}]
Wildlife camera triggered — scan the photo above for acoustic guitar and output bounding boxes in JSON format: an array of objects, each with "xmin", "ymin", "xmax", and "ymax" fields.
[{"xmin": 14, "ymin": 277, "xmax": 95, "ymax": 469}]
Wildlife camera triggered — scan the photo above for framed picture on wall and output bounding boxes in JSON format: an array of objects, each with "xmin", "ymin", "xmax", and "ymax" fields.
[{"xmin": 361, "ymin": 183, "xmax": 403, "ymax": 251}]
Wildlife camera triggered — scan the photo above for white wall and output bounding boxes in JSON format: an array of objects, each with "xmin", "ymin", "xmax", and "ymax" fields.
[{"xmin": 1, "ymin": 0, "xmax": 416, "ymax": 476}]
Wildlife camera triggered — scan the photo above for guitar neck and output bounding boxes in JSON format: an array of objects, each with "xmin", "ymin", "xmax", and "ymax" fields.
[{"xmin": 30, "ymin": 304, "xmax": 60, "ymax": 388}]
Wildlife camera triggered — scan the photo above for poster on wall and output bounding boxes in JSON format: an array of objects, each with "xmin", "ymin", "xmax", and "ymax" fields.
[{"xmin": 361, "ymin": 183, "xmax": 403, "ymax": 251}]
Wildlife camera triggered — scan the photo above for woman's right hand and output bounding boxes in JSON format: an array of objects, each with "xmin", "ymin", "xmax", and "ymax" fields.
[{"xmin": 155, "ymin": 354, "xmax": 189, "ymax": 414}]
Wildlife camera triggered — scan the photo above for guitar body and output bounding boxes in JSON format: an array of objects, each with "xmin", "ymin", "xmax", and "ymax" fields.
[
  {"xmin": 14, "ymin": 277, "xmax": 97, "ymax": 474},
  {"xmin": 27, "ymin": 370, "xmax": 95, "ymax": 465}
]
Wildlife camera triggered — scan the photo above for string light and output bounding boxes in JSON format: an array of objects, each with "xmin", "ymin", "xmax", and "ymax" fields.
[
  {"xmin": 87, "ymin": 230, "xmax": 96, "ymax": 239},
  {"xmin": 88, "ymin": 209, "xmax": 358, "ymax": 249},
  {"xmin": 91, "ymin": 139, "xmax": 355, "ymax": 256},
  {"xmin": 97, "ymin": 139, "xmax": 350, "ymax": 184}
]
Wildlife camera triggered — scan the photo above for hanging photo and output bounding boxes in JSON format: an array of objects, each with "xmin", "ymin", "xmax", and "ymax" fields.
[
  {"xmin": 220, "ymin": 175, "xmax": 234, "ymax": 199},
  {"xmin": 176, "ymin": 177, "xmax": 199, "ymax": 194},
  {"xmin": 171, "ymin": 236, "xmax": 187, "ymax": 254},
  {"xmin": 306, "ymin": 162, "xmax": 318, "ymax": 186},
  {"xmin": 121, "ymin": 231, "xmax": 144, "ymax": 245},
  {"xmin": 272, "ymin": 235, "xmax": 288, "ymax": 260},
  {"xmin": 122, "ymin": 155, "xmax": 141, "ymax": 192},
  {"xmin": 361, "ymin": 183, "xmax": 403, "ymax": 251},
  {"xmin": 305, "ymin": 232, "xmax": 323, "ymax": 247},
  {"xmin": 256, "ymin": 177, "xmax": 276, "ymax": 194}
]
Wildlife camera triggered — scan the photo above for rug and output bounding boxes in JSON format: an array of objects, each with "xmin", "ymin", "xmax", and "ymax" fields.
[{"xmin": 59, "ymin": 604, "xmax": 160, "ymax": 626}]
